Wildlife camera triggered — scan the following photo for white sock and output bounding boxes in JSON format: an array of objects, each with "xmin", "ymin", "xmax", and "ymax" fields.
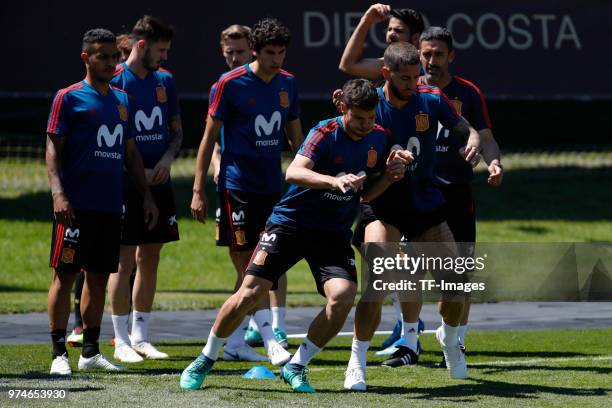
[
  {"xmin": 289, "ymin": 337, "xmax": 322, "ymax": 367},
  {"xmin": 202, "ymin": 331, "xmax": 226, "ymax": 361},
  {"xmin": 253, "ymin": 309, "xmax": 279, "ymax": 348},
  {"xmin": 391, "ymin": 292, "xmax": 403, "ymax": 322},
  {"xmin": 131, "ymin": 310, "xmax": 150, "ymax": 344},
  {"xmin": 347, "ymin": 338, "xmax": 370, "ymax": 369},
  {"xmin": 457, "ymin": 324, "xmax": 468, "ymax": 346},
  {"xmin": 225, "ymin": 316, "xmax": 249, "ymax": 349},
  {"xmin": 112, "ymin": 314, "xmax": 131, "ymax": 346},
  {"xmin": 440, "ymin": 320, "xmax": 459, "ymax": 347},
  {"xmin": 402, "ymin": 321, "xmax": 419, "ymax": 352},
  {"xmin": 271, "ymin": 306, "xmax": 286, "ymax": 332},
  {"xmin": 248, "ymin": 315, "xmax": 258, "ymax": 330}
]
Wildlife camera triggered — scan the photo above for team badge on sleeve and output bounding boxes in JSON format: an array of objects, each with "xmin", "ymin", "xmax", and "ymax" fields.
[
  {"xmin": 279, "ymin": 90, "xmax": 289, "ymax": 108},
  {"xmin": 118, "ymin": 104, "xmax": 128, "ymax": 121},
  {"xmin": 451, "ymin": 99, "xmax": 463, "ymax": 116},
  {"xmin": 156, "ymin": 86, "xmax": 167, "ymax": 103},
  {"xmin": 367, "ymin": 148, "xmax": 378, "ymax": 168},
  {"xmin": 415, "ymin": 113, "xmax": 430, "ymax": 132}
]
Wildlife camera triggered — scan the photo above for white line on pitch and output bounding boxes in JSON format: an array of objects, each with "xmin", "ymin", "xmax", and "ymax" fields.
[{"xmin": 286, "ymin": 329, "xmax": 436, "ymax": 339}]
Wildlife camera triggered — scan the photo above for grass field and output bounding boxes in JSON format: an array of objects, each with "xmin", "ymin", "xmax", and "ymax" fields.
[
  {"xmin": 1, "ymin": 151, "xmax": 611, "ymax": 313},
  {"xmin": 1, "ymin": 329, "xmax": 611, "ymax": 407}
]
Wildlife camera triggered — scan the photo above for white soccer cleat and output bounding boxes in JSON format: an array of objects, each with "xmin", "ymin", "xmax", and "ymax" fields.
[
  {"xmin": 78, "ymin": 353, "xmax": 127, "ymax": 371},
  {"xmin": 223, "ymin": 344, "xmax": 268, "ymax": 362},
  {"xmin": 114, "ymin": 344, "xmax": 144, "ymax": 363},
  {"xmin": 132, "ymin": 342, "xmax": 169, "ymax": 360},
  {"xmin": 436, "ymin": 326, "xmax": 468, "ymax": 379},
  {"xmin": 50, "ymin": 354, "xmax": 72, "ymax": 376},
  {"xmin": 267, "ymin": 341, "xmax": 292, "ymax": 366},
  {"xmin": 344, "ymin": 366, "xmax": 367, "ymax": 391}
]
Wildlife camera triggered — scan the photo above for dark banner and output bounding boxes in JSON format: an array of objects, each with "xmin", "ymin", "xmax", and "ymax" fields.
[{"xmin": 3, "ymin": 0, "xmax": 611, "ymax": 99}]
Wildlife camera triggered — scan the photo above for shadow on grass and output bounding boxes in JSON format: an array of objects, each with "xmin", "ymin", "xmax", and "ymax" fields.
[
  {"xmin": 475, "ymin": 364, "xmax": 612, "ymax": 375},
  {"xmin": 416, "ymin": 350, "xmax": 597, "ymax": 359},
  {"xmin": 2, "ymin": 167, "xmax": 612, "ymax": 222},
  {"xmin": 403, "ymin": 378, "xmax": 611, "ymax": 400}
]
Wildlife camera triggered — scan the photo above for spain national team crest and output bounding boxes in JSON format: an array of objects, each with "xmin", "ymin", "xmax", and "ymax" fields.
[
  {"xmin": 279, "ymin": 90, "xmax": 289, "ymax": 108},
  {"xmin": 451, "ymin": 99, "xmax": 463, "ymax": 116},
  {"xmin": 61, "ymin": 247, "xmax": 75, "ymax": 264},
  {"xmin": 253, "ymin": 250, "xmax": 268, "ymax": 266},
  {"xmin": 367, "ymin": 148, "xmax": 378, "ymax": 168},
  {"xmin": 235, "ymin": 230, "xmax": 247, "ymax": 246},
  {"xmin": 117, "ymin": 104, "xmax": 128, "ymax": 121},
  {"xmin": 156, "ymin": 86, "xmax": 167, "ymax": 103},
  {"xmin": 415, "ymin": 113, "xmax": 429, "ymax": 132}
]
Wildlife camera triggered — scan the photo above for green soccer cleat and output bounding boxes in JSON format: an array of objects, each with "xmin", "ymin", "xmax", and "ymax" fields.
[
  {"xmin": 244, "ymin": 326, "xmax": 264, "ymax": 347},
  {"xmin": 274, "ymin": 328, "xmax": 288, "ymax": 348},
  {"xmin": 281, "ymin": 364, "xmax": 315, "ymax": 393},
  {"xmin": 180, "ymin": 355, "xmax": 214, "ymax": 390}
]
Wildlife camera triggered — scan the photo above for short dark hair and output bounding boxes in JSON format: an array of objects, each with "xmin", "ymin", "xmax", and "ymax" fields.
[
  {"xmin": 82, "ymin": 28, "xmax": 116, "ymax": 52},
  {"xmin": 220, "ymin": 24, "xmax": 251, "ymax": 47},
  {"xmin": 383, "ymin": 42, "xmax": 420, "ymax": 72},
  {"xmin": 390, "ymin": 8, "xmax": 425, "ymax": 36},
  {"xmin": 420, "ymin": 26, "xmax": 453, "ymax": 51},
  {"xmin": 250, "ymin": 18, "xmax": 290, "ymax": 53},
  {"xmin": 342, "ymin": 79, "xmax": 379, "ymax": 111},
  {"xmin": 132, "ymin": 15, "xmax": 174, "ymax": 43}
]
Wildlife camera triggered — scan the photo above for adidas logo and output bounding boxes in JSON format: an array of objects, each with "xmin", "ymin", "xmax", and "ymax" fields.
[
  {"xmin": 408, "ymin": 328, "xmax": 416, "ymax": 333},
  {"xmin": 58, "ymin": 337, "xmax": 65, "ymax": 343},
  {"xmin": 136, "ymin": 317, "xmax": 144, "ymax": 322},
  {"xmin": 262, "ymin": 322, "xmax": 271, "ymax": 327}
]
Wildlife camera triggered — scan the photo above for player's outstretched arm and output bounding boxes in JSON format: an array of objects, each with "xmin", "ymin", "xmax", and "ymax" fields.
[
  {"xmin": 191, "ymin": 115, "xmax": 222, "ymax": 223},
  {"xmin": 286, "ymin": 154, "xmax": 365, "ymax": 193},
  {"xmin": 338, "ymin": 3, "xmax": 389, "ymax": 80},
  {"xmin": 151, "ymin": 115, "xmax": 183, "ymax": 186},
  {"xmin": 46, "ymin": 134, "xmax": 74, "ymax": 227},
  {"xmin": 285, "ymin": 119, "xmax": 305, "ymax": 154},
  {"xmin": 126, "ymin": 139, "xmax": 159, "ymax": 230},
  {"xmin": 479, "ymin": 128, "xmax": 503, "ymax": 186}
]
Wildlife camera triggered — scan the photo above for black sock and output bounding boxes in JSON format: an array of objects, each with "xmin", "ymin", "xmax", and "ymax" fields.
[
  {"xmin": 51, "ymin": 329, "xmax": 68, "ymax": 359},
  {"xmin": 81, "ymin": 327, "xmax": 101, "ymax": 358},
  {"xmin": 74, "ymin": 272, "xmax": 85, "ymax": 329}
]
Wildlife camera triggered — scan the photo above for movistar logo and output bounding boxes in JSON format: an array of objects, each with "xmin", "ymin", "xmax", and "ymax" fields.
[
  {"xmin": 65, "ymin": 228, "xmax": 80, "ymax": 238},
  {"xmin": 97, "ymin": 124, "xmax": 123, "ymax": 147},
  {"xmin": 135, "ymin": 106, "xmax": 163, "ymax": 132},
  {"xmin": 261, "ymin": 233, "xmax": 277, "ymax": 242},
  {"xmin": 232, "ymin": 211, "xmax": 245, "ymax": 222},
  {"xmin": 254, "ymin": 111, "xmax": 281, "ymax": 137}
]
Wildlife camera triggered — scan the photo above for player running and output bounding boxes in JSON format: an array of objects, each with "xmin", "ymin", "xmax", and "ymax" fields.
[
  {"xmin": 46, "ymin": 28, "xmax": 158, "ymax": 376},
  {"xmin": 343, "ymin": 43, "xmax": 480, "ymax": 390},
  {"xmin": 418, "ymin": 26, "xmax": 503, "ymax": 365},
  {"xmin": 190, "ymin": 18, "xmax": 303, "ymax": 363},
  {"xmin": 181, "ymin": 78, "xmax": 411, "ymax": 393},
  {"xmin": 107, "ymin": 15, "xmax": 182, "ymax": 363}
]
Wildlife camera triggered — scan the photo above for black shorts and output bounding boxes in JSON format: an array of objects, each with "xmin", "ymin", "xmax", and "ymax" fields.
[
  {"xmin": 49, "ymin": 209, "xmax": 121, "ymax": 274},
  {"xmin": 216, "ymin": 189, "xmax": 280, "ymax": 251},
  {"xmin": 352, "ymin": 203, "xmax": 447, "ymax": 249},
  {"xmin": 439, "ymin": 182, "xmax": 476, "ymax": 243},
  {"xmin": 246, "ymin": 223, "xmax": 358, "ymax": 297},
  {"xmin": 121, "ymin": 181, "xmax": 179, "ymax": 245}
]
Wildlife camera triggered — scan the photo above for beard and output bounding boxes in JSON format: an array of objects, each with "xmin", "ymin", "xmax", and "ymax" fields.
[
  {"xmin": 388, "ymin": 80, "xmax": 412, "ymax": 101},
  {"xmin": 143, "ymin": 48, "xmax": 159, "ymax": 72}
]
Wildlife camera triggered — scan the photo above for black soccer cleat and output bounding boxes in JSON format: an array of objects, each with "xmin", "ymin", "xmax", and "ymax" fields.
[
  {"xmin": 439, "ymin": 344, "xmax": 466, "ymax": 368},
  {"xmin": 381, "ymin": 346, "xmax": 419, "ymax": 368}
]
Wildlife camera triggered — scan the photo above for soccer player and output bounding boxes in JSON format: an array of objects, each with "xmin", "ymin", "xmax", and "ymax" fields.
[
  {"xmin": 339, "ymin": 3, "xmax": 424, "ymax": 80},
  {"xmin": 108, "ymin": 15, "xmax": 182, "ymax": 363},
  {"xmin": 343, "ymin": 43, "xmax": 480, "ymax": 390},
  {"xmin": 211, "ymin": 24, "xmax": 290, "ymax": 354},
  {"xmin": 418, "ymin": 26, "xmax": 503, "ymax": 363},
  {"xmin": 339, "ymin": 3, "xmax": 425, "ymax": 347},
  {"xmin": 190, "ymin": 18, "xmax": 303, "ymax": 362},
  {"xmin": 181, "ymin": 78, "xmax": 410, "ymax": 393},
  {"xmin": 46, "ymin": 28, "xmax": 158, "ymax": 375},
  {"xmin": 66, "ymin": 31, "xmax": 136, "ymax": 350}
]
